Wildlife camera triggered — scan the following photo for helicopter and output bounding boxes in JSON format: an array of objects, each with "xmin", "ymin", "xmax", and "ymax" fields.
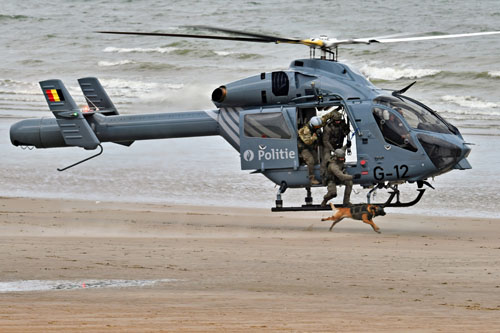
[{"xmin": 9, "ymin": 26, "xmax": 500, "ymax": 211}]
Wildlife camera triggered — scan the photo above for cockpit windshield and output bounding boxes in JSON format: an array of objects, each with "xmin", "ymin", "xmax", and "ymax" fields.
[{"xmin": 373, "ymin": 96, "xmax": 451, "ymax": 134}]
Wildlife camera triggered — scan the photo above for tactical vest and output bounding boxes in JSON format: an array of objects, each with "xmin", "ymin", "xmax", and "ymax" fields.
[
  {"xmin": 324, "ymin": 123, "xmax": 345, "ymax": 149},
  {"xmin": 298, "ymin": 124, "xmax": 321, "ymax": 150}
]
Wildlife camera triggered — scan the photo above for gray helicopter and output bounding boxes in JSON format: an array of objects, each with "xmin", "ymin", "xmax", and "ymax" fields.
[{"xmin": 9, "ymin": 27, "xmax": 500, "ymax": 211}]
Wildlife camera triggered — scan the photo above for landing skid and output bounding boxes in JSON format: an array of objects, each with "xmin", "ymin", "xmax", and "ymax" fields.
[
  {"xmin": 272, "ymin": 203, "xmax": 350, "ymax": 212},
  {"xmin": 381, "ymin": 189, "xmax": 425, "ymax": 207},
  {"xmin": 271, "ymin": 182, "xmax": 429, "ymax": 212}
]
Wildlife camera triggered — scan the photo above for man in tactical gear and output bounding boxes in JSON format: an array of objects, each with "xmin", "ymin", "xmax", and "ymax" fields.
[
  {"xmin": 320, "ymin": 108, "xmax": 350, "ymax": 182},
  {"xmin": 321, "ymin": 144, "xmax": 353, "ymax": 207},
  {"xmin": 298, "ymin": 108, "xmax": 341, "ymax": 185}
]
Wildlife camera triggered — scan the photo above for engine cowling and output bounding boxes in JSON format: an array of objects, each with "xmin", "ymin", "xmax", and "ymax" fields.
[{"xmin": 212, "ymin": 71, "xmax": 305, "ymax": 108}]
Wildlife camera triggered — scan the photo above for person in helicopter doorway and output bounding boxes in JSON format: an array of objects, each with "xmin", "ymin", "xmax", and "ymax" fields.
[
  {"xmin": 298, "ymin": 107, "xmax": 341, "ymax": 185},
  {"xmin": 321, "ymin": 143, "xmax": 354, "ymax": 207},
  {"xmin": 320, "ymin": 107, "xmax": 350, "ymax": 183}
]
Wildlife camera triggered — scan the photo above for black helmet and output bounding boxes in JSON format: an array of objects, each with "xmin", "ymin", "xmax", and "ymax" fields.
[{"xmin": 332, "ymin": 111, "xmax": 342, "ymax": 121}]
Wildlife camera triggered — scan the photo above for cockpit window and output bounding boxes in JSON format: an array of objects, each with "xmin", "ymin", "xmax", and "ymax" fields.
[
  {"xmin": 373, "ymin": 96, "xmax": 451, "ymax": 134},
  {"xmin": 372, "ymin": 107, "xmax": 418, "ymax": 152},
  {"xmin": 244, "ymin": 112, "xmax": 292, "ymax": 139}
]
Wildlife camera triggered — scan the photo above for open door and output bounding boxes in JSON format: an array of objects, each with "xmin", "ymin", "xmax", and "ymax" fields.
[
  {"xmin": 316, "ymin": 102, "xmax": 358, "ymax": 165},
  {"xmin": 239, "ymin": 107, "xmax": 299, "ymax": 171}
]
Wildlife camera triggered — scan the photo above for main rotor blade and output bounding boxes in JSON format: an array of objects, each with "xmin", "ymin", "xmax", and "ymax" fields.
[
  {"xmin": 187, "ymin": 26, "xmax": 329, "ymax": 48},
  {"xmin": 97, "ymin": 30, "xmax": 273, "ymax": 43},
  {"xmin": 369, "ymin": 31, "xmax": 500, "ymax": 43},
  {"xmin": 98, "ymin": 28, "xmax": 321, "ymax": 48},
  {"xmin": 187, "ymin": 25, "xmax": 301, "ymax": 43}
]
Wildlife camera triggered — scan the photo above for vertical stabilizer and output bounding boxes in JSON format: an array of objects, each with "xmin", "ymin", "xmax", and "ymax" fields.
[
  {"xmin": 78, "ymin": 77, "xmax": 119, "ymax": 115},
  {"xmin": 40, "ymin": 79, "xmax": 79, "ymax": 112},
  {"xmin": 39, "ymin": 79, "xmax": 100, "ymax": 150}
]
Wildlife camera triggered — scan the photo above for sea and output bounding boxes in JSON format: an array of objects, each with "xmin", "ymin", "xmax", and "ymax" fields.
[{"xmin": 1, "ymin": 0, "xmax": 499, "ymax": 218}]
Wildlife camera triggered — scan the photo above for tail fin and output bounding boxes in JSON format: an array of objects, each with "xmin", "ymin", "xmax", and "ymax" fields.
[
  {"xmin": 39, "ymin": 79, "xmax": 100, "ymax": 150},
  {"xmin": 78, "ymin": 77, "xmax": 134, "ymax": 147},
  {"xmin": 78, "ymin": 77, "xmax": 119, "ymax": 115},
  {"xmin": 40, "ymin": 79, "xmax": 79, "ymax": 113}
]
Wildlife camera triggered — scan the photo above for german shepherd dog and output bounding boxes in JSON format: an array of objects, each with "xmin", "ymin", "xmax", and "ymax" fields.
[{"xmin": 321, "ymin": 203, "xmax": 386, "ymax": 233}]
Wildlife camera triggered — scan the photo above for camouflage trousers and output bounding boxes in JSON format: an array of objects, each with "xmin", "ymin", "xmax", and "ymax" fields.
[
  {"xmin": 320, "ymin": 150, "xmax": 332, "ymax": 181},
  {"xmin": 299, "ymin": 147, "xmax": 317, "ymax": 177},
  {"xmin": 323, "ymin": 179, "xmax": 353, "ymax": 205}
]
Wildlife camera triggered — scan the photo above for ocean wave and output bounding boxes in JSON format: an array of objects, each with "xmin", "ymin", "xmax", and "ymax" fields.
[
  {"xmin": 97, "ymin": 59, "xmax": 177, "ymax": 70},
  {"xmin": 488, "ymin": 71, "xmax": 500, "ymax": 78},
  {"xmin": 0, "ymin": 279, "xmax": 177, "ymax": 293},
  {"xmin": 0, "ymin": 95, "xmax": 42, "ymax": 103},
  {"xmin": 104, "ymin": 46, "xmax": 178, "ymax": 54},
  {"xmin": 99, "ymin": 78, "xmax": 183, "ymax": 94},
  {"xmin": 440, "ymin": 108, "xmax": 500, "ymax": 118},
  {"xmin": 212, "ymin": 50, "xmax": 262, "ymax": 59},
  {"xmin": 214, "ymin": 51, "xmax": 234, "ymax": 56},
  {"xmin": 0, "ymin": 14, "xmax": 29, "ymax": 21},
  {"xmin": 97, "ymin": 60, "xmax": 136, "ymax": 67},
  {"xmin": 378, "ymin": 70, "xmax": 500, "ymax": 82},
  {"xmin": 441, "ymin": 95, "xmax": 500, "ymax": 109},
  {"xmin": 0, "ymin": 78, "xmax": 36, "ymax": 87},
  {"xmin": 359, "ymin": 64, "xmax": 440, "ymax": 81},
  {"xmin": 135, "ymin": 62, "xmax": 177, "ymax": 71},
  {"xmin": 0, "ymin": 79, "xmax": 40, "ymax": 96}
]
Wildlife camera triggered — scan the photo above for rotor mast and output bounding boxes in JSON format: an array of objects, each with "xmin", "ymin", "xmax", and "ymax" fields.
[{"xmin": 309, "ymin": 46, "xmax": 337, "ymax": 61}]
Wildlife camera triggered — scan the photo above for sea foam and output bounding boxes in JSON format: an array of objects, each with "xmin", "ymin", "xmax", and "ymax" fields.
[
  {"xmin": 99, "ymin": 78, "xmax": 183, "ymax": 91},
  {"xmin": 360, "ymin": 64, "xmax": 440, "ymax": 80},
  {"xmin": 104, "ymin": 46, "xmax": 178, "ymax": 54},
  {"xmin": 0, "ymin": 279, "xmax": 177, "ymax": 293},
  {"xmin": 441, "ymin": 95, "xmax": 500, "ymax": 109},
  {"xmin": 488, "ymin": 71, "xmax": 500, "ymax": 78},
  {"xmin": 97, "ymin": 60, "xmax": 136, "ymax": 67}
]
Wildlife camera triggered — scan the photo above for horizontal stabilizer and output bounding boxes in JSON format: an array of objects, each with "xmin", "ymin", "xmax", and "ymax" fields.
[
  {"xmin": 78, "ymin": 77, "xmax": 119, "ymax": 115},
  {"xmin": 39, "ymin": 79, "xmax": 100, "ymax": 150}
]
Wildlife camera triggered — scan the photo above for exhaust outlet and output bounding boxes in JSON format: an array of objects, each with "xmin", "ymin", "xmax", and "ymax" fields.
[{"xmin": 211, "ymin": 86, "xmax": 227, "ymax": 103}]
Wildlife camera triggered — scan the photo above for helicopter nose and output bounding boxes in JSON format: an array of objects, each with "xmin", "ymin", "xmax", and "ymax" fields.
[
  {"xmin": 453, "ymin": 143, "xmax": 472, "ymax": 170},
  {"xmin": 462, "ymin": 143, "xmax": 472, "ymax": 159},
  {"xmin": 417, "ymin": 133, "xmax": 467, "ymax": 173}
]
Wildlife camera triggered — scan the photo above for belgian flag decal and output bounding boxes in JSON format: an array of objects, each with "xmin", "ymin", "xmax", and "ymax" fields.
[{"xmin": 45, "ymin": 89, "xmax": 65, "ymax": 102}]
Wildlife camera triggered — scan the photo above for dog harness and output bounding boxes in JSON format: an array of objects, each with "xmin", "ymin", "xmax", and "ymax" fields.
[{"xmin": 351, "ymin": 204, "xmax": 373, "ymax": 220}]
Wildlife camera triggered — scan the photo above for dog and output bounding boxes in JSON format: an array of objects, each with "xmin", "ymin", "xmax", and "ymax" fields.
[{"xmin": 321, "ymin": 203, "xmax": 386, "ymax": 233}]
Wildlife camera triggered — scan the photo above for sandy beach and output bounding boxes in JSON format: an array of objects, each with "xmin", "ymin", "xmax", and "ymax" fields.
[{"xmin": 0, "ymin": 196, "xmax": 499, "ymax": 332}]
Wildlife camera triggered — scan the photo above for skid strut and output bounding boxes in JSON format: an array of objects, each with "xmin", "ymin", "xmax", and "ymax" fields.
[
  {"xmin": 305, "ymin": 187, "xmax": 313, "ymax": 206},
  {"xmin": 272, "ymin": 184, "xmax": 350, "ymax": 212},
  {"xmin": 275, "ymin": 181, "xmax": 288, "ymax": 209}
]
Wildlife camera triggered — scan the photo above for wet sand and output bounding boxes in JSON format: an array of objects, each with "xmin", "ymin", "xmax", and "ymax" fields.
[{"xmin": 1, "ymin": 196, "xmax": 499, "ymax": 332}]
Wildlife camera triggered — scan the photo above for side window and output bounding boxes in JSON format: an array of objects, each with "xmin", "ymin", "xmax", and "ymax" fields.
[
  {"xmin": 373, "ymin": 107, "xmax": 418, "ymax": 152},
  {"xmin": 244, "ymin": 112, "xmax": 292, "ymax": 139}
]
